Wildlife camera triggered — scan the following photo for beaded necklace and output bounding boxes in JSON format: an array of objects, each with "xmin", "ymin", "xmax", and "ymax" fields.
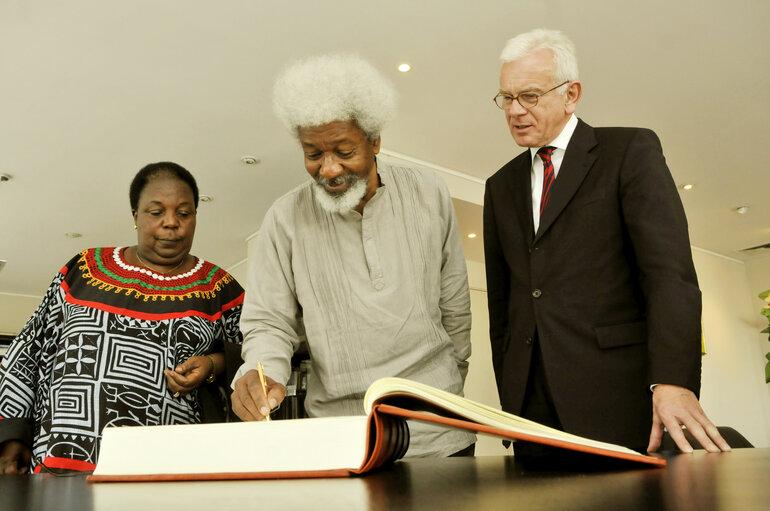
[{"xmin": 135, "ymin": 248, "xmax": 187, "ymax": 275}]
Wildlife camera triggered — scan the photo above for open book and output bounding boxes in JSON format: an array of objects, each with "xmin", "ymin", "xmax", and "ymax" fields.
[{"xmin": 87, "ymin": 377, "xmax": 664, "ymax": 482}]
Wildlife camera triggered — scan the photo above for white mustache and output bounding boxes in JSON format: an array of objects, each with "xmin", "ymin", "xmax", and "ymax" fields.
[{"xmin": 316, "ymin": 174, "xmax": 358, "ymax": 188}]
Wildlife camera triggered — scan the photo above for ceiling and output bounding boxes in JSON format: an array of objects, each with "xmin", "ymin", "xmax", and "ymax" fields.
[{"xmin": 1, "ymin": 1, "xmax": 768, "ymax": 299}]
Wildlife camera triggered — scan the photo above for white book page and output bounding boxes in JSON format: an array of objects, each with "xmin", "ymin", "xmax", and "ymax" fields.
[
  {"xmin": 93, "ymin": 477, "xmax": 371, "ymax": 511},
  {"xmin": 93, "ymin": 416, "xmax": 371, "ymax": 476},
  {"xmin": 364, "ymin": 378, "xmax": 637, "ymax": 455}
]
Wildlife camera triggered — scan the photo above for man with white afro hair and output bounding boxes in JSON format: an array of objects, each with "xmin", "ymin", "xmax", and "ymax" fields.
[
  {"xmin": 273, "ymin": 53, "xmax": 396, "ymax": 143},
  {"xmin": 232, "ymin": 54, "xmax": 476, "ymax": 458}
]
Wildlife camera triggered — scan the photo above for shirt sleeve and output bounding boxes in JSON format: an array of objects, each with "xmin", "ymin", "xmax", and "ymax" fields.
[
  {"xmin": 219, "ymin": 289, "xmax": 244, "ymax": 388},
  {"xmin": 434, "ymin": 174, "xmax": 472, "ymax": 382},
  {"xmin": 234, "ymin": 204, "xmax": 301, "ymax": 387},
  {"xmin": 0, "ymin": 266, "xmax": 67, "ymax": 447}
]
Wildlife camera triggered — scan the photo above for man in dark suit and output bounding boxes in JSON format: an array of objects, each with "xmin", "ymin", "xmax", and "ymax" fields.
[{"xmin": 483, "ymin": 29, "xmax": 729, "ymax": 453}]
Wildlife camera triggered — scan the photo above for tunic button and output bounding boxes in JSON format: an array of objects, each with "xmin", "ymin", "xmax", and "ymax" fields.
[
  {"xmin": 525, "ymin": 337, "xmax": 533, "ymax": 345},
  {"xmin": 531, "ymin": 289, "xmax": 542, "ymax": 298}
]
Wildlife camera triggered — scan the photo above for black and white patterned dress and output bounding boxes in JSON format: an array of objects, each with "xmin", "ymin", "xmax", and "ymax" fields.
[{"xmin": 0, "ymin": 247, "xmax": 244, "ymax": 472}]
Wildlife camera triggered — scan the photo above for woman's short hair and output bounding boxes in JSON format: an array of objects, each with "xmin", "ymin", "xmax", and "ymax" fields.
[
  {"xmin": 129, "ymin": 162, "xmax": 199, "ymax": 212},
  {"xmin": 272, "ymin": 53, "xmax": 397, "ymax": 142},
  {"xmin": 500, "ymin": 28, "xmax": 579, "ymax": 89}
]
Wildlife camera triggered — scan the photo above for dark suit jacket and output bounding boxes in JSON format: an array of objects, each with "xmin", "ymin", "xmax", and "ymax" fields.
[{"xmin": 483, "ymin": 119, "xmax": 702, "ymax": 448}]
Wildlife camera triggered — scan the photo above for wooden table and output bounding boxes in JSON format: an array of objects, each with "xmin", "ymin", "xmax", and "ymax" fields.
[{"xmin": 1, "ymin": 448, "xmax": 767, "ymax": 510}]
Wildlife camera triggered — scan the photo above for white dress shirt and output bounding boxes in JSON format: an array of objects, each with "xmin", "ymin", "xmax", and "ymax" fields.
[{"xmin": 530, "ymin": 114, "xmax": 578, "ymax": 232}]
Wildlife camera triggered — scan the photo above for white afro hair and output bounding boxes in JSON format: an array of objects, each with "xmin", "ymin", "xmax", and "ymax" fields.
[{"xmin": 272, "ymin": 53, "xmax": 397, "ymax": 141}]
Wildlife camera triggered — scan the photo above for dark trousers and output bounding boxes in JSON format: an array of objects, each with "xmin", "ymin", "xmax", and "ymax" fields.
[
  {"xmin": 520, "ymin": 336, "xmax": 562, "ymax": 430},
  {"xmin": 515, "ymin": 336, "xmax": 650, "ymax": 459},
  {"xmin": 514, "ymin": 335, "xmax": 565, "ymax": 458}
]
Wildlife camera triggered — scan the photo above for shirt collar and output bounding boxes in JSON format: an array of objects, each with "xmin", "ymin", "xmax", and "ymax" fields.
[{"xmin": 529, "ymin": 114, "xmax": 578, "ymax": 160}]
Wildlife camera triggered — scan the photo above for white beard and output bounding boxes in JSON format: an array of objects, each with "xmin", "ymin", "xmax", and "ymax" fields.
[{"xmin": 312, "ymin": 176, "xmax": 368, "ymax": 214}]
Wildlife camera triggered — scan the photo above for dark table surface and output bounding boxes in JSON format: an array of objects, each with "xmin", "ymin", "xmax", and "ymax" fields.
[{"xmin": 1, "ymin": 448, "xmax": 768, "ymax": 511}]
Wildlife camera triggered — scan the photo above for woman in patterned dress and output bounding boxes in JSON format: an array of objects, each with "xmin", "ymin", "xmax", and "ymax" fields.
[{"xmin": 0, "ymin": 162, "xmax": 244, "ymax": 474}]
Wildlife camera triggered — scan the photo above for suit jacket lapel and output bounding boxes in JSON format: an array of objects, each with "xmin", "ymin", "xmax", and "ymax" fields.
[
  {"xmin": 507, "ymin": 155, "xmax": 535, "ymax": 244},
  {"xmin": 534, "ymin": 120, "xmax": 598, "ymax": 243}
]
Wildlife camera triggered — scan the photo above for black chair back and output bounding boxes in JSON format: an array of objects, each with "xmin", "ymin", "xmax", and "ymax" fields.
[{"xmin": 659, "ymin": 426, "xmax": 753, "ymax": 450}]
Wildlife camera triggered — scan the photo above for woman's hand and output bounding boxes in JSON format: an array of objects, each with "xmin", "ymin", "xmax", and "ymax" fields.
[
  {"xmin": 164, "ymin": 353, "xmax": 223, "ymax": 398},
  {"xmin": 0, "ymin": 440, "xmax": 31, "ymax": 475}
]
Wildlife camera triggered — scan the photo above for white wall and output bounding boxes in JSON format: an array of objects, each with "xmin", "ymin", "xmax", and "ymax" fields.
[
  {"xmin": 463, "ymin": 260, "xmax": 512, "ymax": 456},
  {"xmin": 745, "ymin": 253, "xmax": 770, "ymax": 446},
  {"xmin": 0, "ymin": 293, "xmax": 39, "ymax": 337},
  {"xmin": 692, "ymin": 249, "xmax": 770, "ymax": 447},
  {"xmin": 734, "ymin": 252, "xmax": 770, "ymax": 445},
  {"xmin": 226, "ymin": 257, "xmax": 249, "ymax": 288}
]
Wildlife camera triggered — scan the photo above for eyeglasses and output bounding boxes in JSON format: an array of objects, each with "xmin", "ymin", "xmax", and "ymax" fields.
[{"xmin": 493, "ymin": 81, "xmax": 570, "ymax": 110}]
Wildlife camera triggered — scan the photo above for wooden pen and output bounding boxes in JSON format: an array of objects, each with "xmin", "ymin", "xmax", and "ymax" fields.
[{"xmin": 257, "ymin": 361, "xmax": 271, "ymax": 421}]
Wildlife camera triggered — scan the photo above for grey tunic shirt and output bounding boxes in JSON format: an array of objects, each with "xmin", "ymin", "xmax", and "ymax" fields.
[{"xmin": 236, "ymin": 162, "xmax": 475, "ymax": 456}]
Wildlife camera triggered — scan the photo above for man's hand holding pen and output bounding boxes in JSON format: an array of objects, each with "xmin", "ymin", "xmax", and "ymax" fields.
[{"xmin": 232, "ymin": 368, "xmax": 287, "ymax": 421}]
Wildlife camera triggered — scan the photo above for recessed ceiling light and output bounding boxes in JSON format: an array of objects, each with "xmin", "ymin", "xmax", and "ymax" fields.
[
  {"xmin": 65, "ymin": 232, "xmax": 82, "ymax": 238},
  {"xmin": 735, "ymin": 206, "xmax": 749, "ymax": 215},
  {"xmin": 0, "ymin": 173, "xmax": 11, "ymax": 182},
  {"xmin": 467, "ymin": 233, "xmax": 477, "ymax": 239},
  {"xmin": 241, "ymin": 156, "xmax": 260, "ymax": 165},
  {"xmin": 200, "ymin": 195, "xmax": 213, "ymax": 203},
  {"xmin": 398, "ymin": 63, "xmax": 411, "ymax": 73},
  {"xmin": 681, "ymin": 184, "xmax": 694, "ymax": 190}
]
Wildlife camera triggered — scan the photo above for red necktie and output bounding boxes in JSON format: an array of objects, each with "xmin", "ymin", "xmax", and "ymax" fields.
[{"xmin": 537, "ymin": 146, "xmax": 555, "ymax": 216}]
